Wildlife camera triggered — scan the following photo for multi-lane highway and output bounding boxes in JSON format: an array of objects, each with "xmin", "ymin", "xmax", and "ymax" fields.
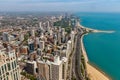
[{"xmin": 72, "ymin": 28, "xmax": 86, "ymax": 80}]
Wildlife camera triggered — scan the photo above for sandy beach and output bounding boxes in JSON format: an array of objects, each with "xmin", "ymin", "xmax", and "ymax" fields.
[
  {"xmin": 86, "ymin": 63, "xmax": 110, "ymax": 80},
  {"xmin": 81, "ymin": 35, "xmax": 111, "ymax": 80}
]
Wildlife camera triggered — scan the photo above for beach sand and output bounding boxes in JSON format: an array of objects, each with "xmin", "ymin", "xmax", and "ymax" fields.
[
  {"xmin": 81, "ymin": 35, "xmax": 110, "ymax": 80},
  {"xmin": 86, "ymin": 63, "xmax": 110, "ymax": 80}
]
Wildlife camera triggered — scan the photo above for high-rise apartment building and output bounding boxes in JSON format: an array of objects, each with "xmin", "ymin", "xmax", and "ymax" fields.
[
  {"xmin": 47, "ymin": 21, "xmax": 51, "ymax": 32},
  {"xmin": 37, "ymin": 61, "xmax": 50, "ymax": 80},
  {"xmin": 61, "ymin": 28, "xmax": 66, "ymax": 43},
  {"xmin": 19, "ymin": 34, "xmax": 24, "ymax": 42},
  {"xmin": 39, "ymin": 22, "xmax": 44, "ymax": 31},
  {"xmin": 30, "ymin": 30, "xmax": 35, "ymax": 37},
  {"xmin": 2, "ymin": 32, "xmax": 10, "ymax": 42},
  {"xmin": 71, "ymin": 31, "xmax": 75, "ymax": 48},
  {"xmin": 39, "ymin": 40, "xmax": 45, "ymax": 51},
  {"xmin": 0, "ymin": 46, "xmax": 21, "ymax": 80},
  {"xmin": 26, "ymin": 61, "xmax": 37, "ymax": 75},
  {"xmin": 66, "ymin": 40, "xmax": 72, "ymax": 58},
  {"xmin": 37, "ymin": 55, "xmax": 67, "ymax": 80},
  {"xmin": 28, "ymin": 39, "xmax": 34, "ymax": 53}
]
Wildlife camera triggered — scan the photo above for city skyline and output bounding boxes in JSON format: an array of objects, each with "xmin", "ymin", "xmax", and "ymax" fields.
[
  {"xmin": 0, "ymin": 0, "xmax": 120, "ymax": 12},
  {"xmin": 0, "ymin": 3, "xmax": 116, "ymax": 79}
]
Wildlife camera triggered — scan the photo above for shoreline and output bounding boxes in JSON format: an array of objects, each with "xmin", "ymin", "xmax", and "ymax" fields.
[
  {"xmin": 79, "ymin": 23, "xmax": 115, "ymax": 33},
  {"xmin": 81, "ymin": 34, "xmax": 112, "ymax": 80},
  {"xmin": 88, "ymin": 62, "xmax": 112, "ymax": 80}
]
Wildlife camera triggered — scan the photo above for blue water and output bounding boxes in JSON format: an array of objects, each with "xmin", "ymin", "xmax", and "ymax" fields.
[{"xmin": 76, "ymin": 12, "xmax": 120, "ymax": 80}]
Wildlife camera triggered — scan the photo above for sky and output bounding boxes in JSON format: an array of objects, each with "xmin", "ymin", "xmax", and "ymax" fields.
[{"xmin": 0, "ymin": 0, "xmax": 120, "ymax": 12}]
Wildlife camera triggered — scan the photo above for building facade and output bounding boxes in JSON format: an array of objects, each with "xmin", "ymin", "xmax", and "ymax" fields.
[
  {"xmin": 0, "ymin": 47, "xmax": 21, "ymax": 80},
  {"xmin": 37, "ymin": 55, "xmax": 67, "ymax": 80}
]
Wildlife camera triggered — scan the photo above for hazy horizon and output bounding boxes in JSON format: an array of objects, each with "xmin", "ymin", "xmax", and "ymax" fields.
[{"xmin": 0, "ymin": 0, "xmax": 120, "ymax": 12}]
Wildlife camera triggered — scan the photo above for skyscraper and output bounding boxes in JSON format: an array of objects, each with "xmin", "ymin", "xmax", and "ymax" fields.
[
  {"xmin": 30, "ymin": 30, "xmax": 35, "ymax": 37},
  {"xmin": 37, "ymin": 55, "xmax": 67, "ymax": 80},
  {"xmin": 28, "ymin": 39, "xmax": 34, "ymax": 53},
  {"xmin": 61, "ymin": 28, "xmax": 66, "ymax": 43},
  {"xmin": 19, "ymin": 34, "xmax": 24, "ymax": 42},
  {"xmin": 39, "ymin": 22, "xmax": 44, "ymax": 31},
  {"xmin": 39, "ymin": 40, "xmax": 45, "ymax": 51},
  {"xmin": 66, "ymin": 40, "xmax": 72, "ymax": 58},
  {"xmin": 37, "ymin": 61, "xmax": 50, "ymax": 80},
  {"xmin": 2, "ymin": 32, "xmax": 10, "ymax": 42},
  {"xmin": 47, "ymin": 21, "xmax": 51, "ymax": 32},
  {"xmin": 0, "ymin": 46, "xmax": 21, "ymax": 80},
  {"xmin": 26, "ymin": 61, "xmax": 37, "ymax": 75},
  {"xmin": 71, "ymin": 31, "xmax": 75, "ymax": 48}
]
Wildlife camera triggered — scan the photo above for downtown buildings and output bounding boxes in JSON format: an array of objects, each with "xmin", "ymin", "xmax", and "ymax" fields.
[
  {"xmin": 0, "ymin": 44, "xmax": 21, "ymax": 80},
  {"xmin": 0, "ymin": 14, "xmax": 76, "ymax": 80}
]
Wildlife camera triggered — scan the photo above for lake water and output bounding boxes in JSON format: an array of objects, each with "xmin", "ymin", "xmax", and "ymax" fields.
[{"xmin": 76, "ymin": 12, "xmax": 120, "ymax": 80}]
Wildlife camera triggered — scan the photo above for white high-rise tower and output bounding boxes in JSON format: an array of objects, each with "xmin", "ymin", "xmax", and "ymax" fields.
[
  {"xmin": 39, "ymin": 22, "xmax": 42, "ymax": 29},
  {"xmin": 0, "ymin": 47, "xmax": 21, "ymax": 80},
  {"xmin": 47, "ymin": 21, "xmax": 50, "ymax": 32}
]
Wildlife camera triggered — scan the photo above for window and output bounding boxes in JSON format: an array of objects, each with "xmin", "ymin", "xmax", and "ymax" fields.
[
  {"xmin": 14, "ymin": 74, "xmax": 16, "ymax": 80},
  {"xmin": 16, "ymin": 72, "xmax": 18, "ymax": 80},
  {"xmin": 14, "ymin": 61, "xmax": 16, "ymax": 68},
  {"xmin": 6, "ymin": 76, "xmax": 8, "ymax": 80},
  {"xmin": 7, "ymin": 63, "xmax": 11, "ymax": 71},
  {"xmin": 0, "ymin": 77, "xmax": 2, "ymax": 80},
  {"xmin": 2, "ymin": 66, "xmax": 4, "ymax": 74},
  {"xmin": 0, "ymin": 68, "xmax": 1, "ymax": 76},
  {"xmin": 4, "ymin": 64, "xmax": 7, "ymax": 72},
  {"xmin": 12, "ymin": 62, "xmax": 14, "ymax": 69},
  {"xmin": 62, "ymin": 65, "xmax": 65, "ymax": 79}
]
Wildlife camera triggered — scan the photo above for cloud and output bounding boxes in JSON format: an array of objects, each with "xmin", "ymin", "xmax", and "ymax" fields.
[
  {"xmin": 0, "ymin": 0, "xmax": 120, "ymax": 12},
  {"xmin": 0, "ymin": 0, "xmax": 97, "ymax": 11}
]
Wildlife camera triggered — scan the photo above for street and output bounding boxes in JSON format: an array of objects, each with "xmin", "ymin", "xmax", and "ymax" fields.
[{"xmin": 72, "ymin": 28, "xmax": 86, "ymax": 80}]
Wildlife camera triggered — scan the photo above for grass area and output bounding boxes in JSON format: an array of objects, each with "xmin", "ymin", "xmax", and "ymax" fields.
[
  {"xmin": 53, "ymin": 18, "xmax": 72, "ymax": 33},
  {"xmin": 21, "ymin": 72, "xmax": 37, "ymax": 80},
  {"xmin": 71, "ymin": 77, "xmax": 76, "ymax": 80},
  {"xmin": 24, "ymin": 33, "xmax": 29, "ymax": 41},
  {"xmin": 0, "ymin": 32, "xmax": 2, "ymax": 36}
]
